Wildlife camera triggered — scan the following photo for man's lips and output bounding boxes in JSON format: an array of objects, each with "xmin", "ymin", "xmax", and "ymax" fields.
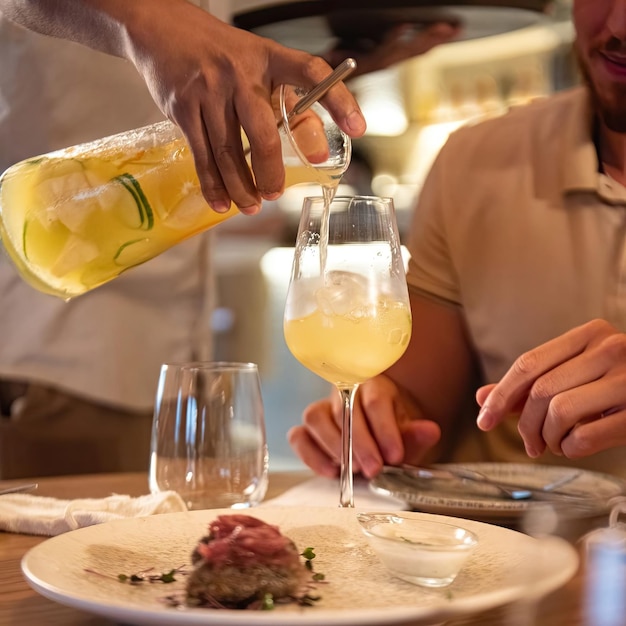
[{"xmin": 599, "ymin": 51, "xmax": 626, "ymax": 78}]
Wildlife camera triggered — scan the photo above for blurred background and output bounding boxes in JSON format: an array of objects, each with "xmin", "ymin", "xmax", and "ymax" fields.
[{"xmin": 209, "ymin": 0, "xmax": 578, "ymax": 469}]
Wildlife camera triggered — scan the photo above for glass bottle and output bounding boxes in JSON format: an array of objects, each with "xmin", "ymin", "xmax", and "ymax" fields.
[{"xmin": 0, "ymin": 88, "xmax": 350, "ymax": 300}]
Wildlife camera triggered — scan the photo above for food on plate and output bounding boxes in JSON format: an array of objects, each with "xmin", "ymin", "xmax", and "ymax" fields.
[{"xmin": 185, "ymin": 514, "xmax": 319, "ymax": 609}]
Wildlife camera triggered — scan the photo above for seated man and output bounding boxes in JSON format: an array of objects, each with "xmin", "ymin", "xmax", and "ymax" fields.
[{"xmin": 289, "ymin": 0, "xmax": 626, "ymax": 479}]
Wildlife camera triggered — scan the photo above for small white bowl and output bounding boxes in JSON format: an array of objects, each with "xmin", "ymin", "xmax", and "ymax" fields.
[{"xmin": 357, "ymin": 512, "xmax": 479, "ymax": 588}]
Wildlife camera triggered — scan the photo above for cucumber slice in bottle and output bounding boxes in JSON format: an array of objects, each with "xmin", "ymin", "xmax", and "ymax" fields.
[
  {"xmin": 113, "ymin": 237, "xmax": 153, "ymax": 267},
  {"xmin": 115, "ymin": 173, "xmax": 154, "ymax": 230}
]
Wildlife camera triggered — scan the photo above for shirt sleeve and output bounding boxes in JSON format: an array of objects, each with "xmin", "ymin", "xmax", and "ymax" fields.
[{"xmin": 405, "ymin": 138, "xmax": 462, "ymax": 306}]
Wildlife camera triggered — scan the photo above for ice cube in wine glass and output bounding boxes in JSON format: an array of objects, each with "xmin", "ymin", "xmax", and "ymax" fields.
[{"xmin": 315, "ymin": 270, "xmax": 370, "ymax": 318}]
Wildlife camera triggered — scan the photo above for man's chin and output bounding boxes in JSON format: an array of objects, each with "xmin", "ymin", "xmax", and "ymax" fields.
[
  {"xmin": 576, "ymin": 48, "xmax": 626, "ymax": 132},
  {"xmin": 597, "ymin": 101, "xmax": 626, "ymax": 133},
  {"xmin": 587, "ymin": 81, "xmax": 626, "ymax": 132}
]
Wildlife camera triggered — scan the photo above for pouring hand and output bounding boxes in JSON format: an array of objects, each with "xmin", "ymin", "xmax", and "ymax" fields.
[
  {"xmin": 124, "ymin": 2, "xmax": 365, "ymax": 214},
  {"xmin": 0, "ymin": 0, "xmax": 366, "ymax": 213}
]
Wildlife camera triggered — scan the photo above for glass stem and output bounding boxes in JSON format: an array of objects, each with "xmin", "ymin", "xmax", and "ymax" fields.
[{"xmin": 338, "ymin": 384, "xmax": 359, "ymax": 508}]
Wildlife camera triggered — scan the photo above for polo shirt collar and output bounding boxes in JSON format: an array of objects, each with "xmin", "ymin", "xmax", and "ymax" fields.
[{"xmin": 559, "ymin": 87, "xmax": 599, "ymax": 194}]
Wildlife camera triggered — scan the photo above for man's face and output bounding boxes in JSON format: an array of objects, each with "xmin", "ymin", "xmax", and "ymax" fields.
[{"xmin": 574, "ymin": 0, "xmax": 626, "ymax": 131}]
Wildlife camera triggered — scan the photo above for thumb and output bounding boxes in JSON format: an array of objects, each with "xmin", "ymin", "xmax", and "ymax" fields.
[
  {"xmin": 289, "ymin": 111, "xmax": 330, "ymax": 164},
  {"xmin": 476, "ymin": 383, "xmax": 496, "ymax": 407},
  {"xmin": 400, "ymin": 420, "xmax": 441, "ymax": 466}
]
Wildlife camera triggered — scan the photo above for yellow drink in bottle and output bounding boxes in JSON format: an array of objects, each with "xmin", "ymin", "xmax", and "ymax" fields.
[{"xmin": 0, "ymin": 117, "xmax": 345, "ymax": 300}]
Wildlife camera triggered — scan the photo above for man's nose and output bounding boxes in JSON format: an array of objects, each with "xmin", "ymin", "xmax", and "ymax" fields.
[{"xmin": 606, "ymin": 0, "xmax": 626, "ymax": 42}]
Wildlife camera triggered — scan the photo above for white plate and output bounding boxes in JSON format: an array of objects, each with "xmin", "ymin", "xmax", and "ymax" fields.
[
  {"xmin": 22, "ymin": 506, "xmax": 578, "ymax": 626},
  {"xmin": 370, "ymin": 463, "xmax": 626, "ymax": 523}
]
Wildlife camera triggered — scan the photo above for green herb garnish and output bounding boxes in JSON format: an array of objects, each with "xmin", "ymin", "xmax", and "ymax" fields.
[
  {"xmin": 301, "ymin": 547, "xmax": 316, "ymax": 560},
  {"xmin": 113, "ymin": 566, "xmax": 186, "ymax": 585},
  {"xmin": 301, "ymin": 546, "xmax": 325, "ymax": 580}
]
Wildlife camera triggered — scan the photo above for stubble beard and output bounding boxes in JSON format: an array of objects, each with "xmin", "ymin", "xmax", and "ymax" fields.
[{"xmin": 576, "ymin": 43, "xmax": 626, "ymax": 133}]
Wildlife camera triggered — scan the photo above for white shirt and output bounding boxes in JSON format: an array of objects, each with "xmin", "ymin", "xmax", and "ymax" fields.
[{"xmin": 0, "ymin": 12, "xmax": 214, "ymax": 411}]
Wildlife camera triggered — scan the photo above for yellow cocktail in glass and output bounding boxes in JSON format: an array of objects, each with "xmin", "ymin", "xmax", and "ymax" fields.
[
  {"xmin": 284, "ymin": 290, "xmax": 411, "ymax": 387},
  {"xmin": 283, "ymin": 196, "xmax": 411, "ymax": 507}
]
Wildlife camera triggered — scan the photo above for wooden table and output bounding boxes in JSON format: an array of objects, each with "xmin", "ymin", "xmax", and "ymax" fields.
[{"xmin": 0, "ymin": 472, "xmax": 605, "ymax": 626}]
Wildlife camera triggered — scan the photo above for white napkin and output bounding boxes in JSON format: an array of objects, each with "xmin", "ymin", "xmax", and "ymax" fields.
[
  {"xmin": 0, "ymin": 491, "xmax": 187, "ymax": 536},
  {"xmin": 264, "ymin": 475, "xmax": 408, "ymax": 510}
]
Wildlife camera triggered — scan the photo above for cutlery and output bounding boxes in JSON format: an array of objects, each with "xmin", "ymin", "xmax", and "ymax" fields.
[
  {"xmin": 381, "ymin": 465, "xmax": 590, "ymax": 502},
  {"xmin": 0, "ymin": 483, "xmax": 38, "ymax": 496},
  {"xmin": 286, "ymin": 58, "xmax": 357, "ymax": 118}
]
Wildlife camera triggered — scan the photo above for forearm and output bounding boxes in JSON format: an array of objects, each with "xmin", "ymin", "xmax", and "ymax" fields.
[{"xmin": 0, "ymin": 0, "xmax": 180, "ymax": 59}]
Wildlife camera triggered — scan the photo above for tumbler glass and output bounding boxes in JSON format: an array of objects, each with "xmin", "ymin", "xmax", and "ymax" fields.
[{"xmin": 149, "ymin": 361, "xmax": 268, "ymax": 510}]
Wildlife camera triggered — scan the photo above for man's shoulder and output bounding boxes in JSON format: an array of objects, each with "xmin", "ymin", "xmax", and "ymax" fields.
[{"xmin": 446, "ymin": 86, "xmax": 586, "ymax": 150}]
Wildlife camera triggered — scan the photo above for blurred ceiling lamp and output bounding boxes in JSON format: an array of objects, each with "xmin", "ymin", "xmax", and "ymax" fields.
[
  {"xmin": 351, "ymin": 70, "xmax": 409, "ymax": 136},
  {"xmin": 233, "ymin": 1, "xmax": 555, "ymax": 56}
]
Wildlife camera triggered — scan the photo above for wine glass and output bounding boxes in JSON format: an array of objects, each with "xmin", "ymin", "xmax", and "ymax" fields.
[{"xmin": 284, "ymin": 195, "xmax": 412, "ymax": 507}]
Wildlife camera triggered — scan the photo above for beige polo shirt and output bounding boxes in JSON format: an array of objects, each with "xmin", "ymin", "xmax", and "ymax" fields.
[{"xmin": 406, "ymin": 86, "xmax": 626, "ymax": 476}]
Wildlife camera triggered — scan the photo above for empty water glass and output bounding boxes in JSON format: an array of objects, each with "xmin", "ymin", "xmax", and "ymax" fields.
[{"xmin": 149, "ymin": 361, "xmax": 268, "ymax": 510}]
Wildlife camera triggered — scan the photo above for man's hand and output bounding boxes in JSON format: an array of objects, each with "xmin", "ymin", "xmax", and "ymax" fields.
[
  {"xmin": 124, "ymin": 1, "xmax": 365, "ymax": 214},
  {"xmin": 289, "ymin": 374, "xmax": 441, "ymax": 479},
  {"xmin": 325, "ymin": 21, "xmax": 461, "ymax": 78},
  {"xmin": 0, "ymin": 0, "xmax": 366, "ymax": 214},
  {"xmin": 476, "ymin": 319, "xmax": 626, "ymax": 459}
]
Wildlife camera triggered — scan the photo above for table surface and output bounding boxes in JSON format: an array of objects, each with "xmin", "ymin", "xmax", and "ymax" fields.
[{"xmin": 0, "ymin": 471, "xmax": 604, "ymax": 626}]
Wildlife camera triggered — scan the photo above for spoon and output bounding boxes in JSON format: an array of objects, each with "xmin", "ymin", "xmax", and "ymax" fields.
[
  {"xmin": 382, "ymin": 465, "xmax": 534, "ymax": 500},
  {"xmin": 287, "ymin": 58, "xmax": 357, "ymax": 119}
]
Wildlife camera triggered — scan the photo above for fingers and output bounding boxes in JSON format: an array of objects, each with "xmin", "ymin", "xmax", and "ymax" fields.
[
  {"xmin": 539, "ymin": 372, "xmax": 626, "ymax": 456},
  {"xmin": 475, "ymin": 384, "xmax": 495, "ymax": 408},
  {"xmin": 401, "ymin": 420, "xmax": 442, "ymax": 466},
  {"xmin": 349, "ymin": 391, "xmax": 390, "ymax": 479},
  {"xmin": 514, "ymin": 347, "xmax": 613, "ymax": 457},
  {"xmin": 126, "ymin": 6, "xmax": 364, "ymax": 214},
  {"xmin": 288, "ymin": 377, "xmax": 440, "ymax": 479},
  {"xmin": 476, "ymin": 320, "xmax": 607, "ymax": 431},
  {"xmin": 235, "ymin": 84, "xmax": 292, "ymax": 206},
  {"xmin": 288, "ymin": 109, "xmax": 330, "ymax": 165},
  {"xmin": 561, "ymin": 410, "xmax": 626, "ymax": 457},
  {"xmin": 355, "ymin": 377, "xmax": 409, "ymax": 469},
  {"xmin": 271, "ymin": 51, "xmax": 366, "ymax": 138},
  {"xmin": 288, "ymin": 424, "xmax": 339, "ymax": 479},
  {"xmin": 476, "ymin": 320, "xmax": 626, "ymax": 461},
  {"xmin": 291, "ymin": 391, "xmax": 388, "ymax": 479},
  {"xmin": 203, "ymin": 50, "xmax": 363, "ymax": 210},
  {"xmin": 200, "ymin": 98, "xmax": 262, "ymax": 214},
  {"xmin": 167, "ymin": 96, "xmax": 228, "ymax": 213}
]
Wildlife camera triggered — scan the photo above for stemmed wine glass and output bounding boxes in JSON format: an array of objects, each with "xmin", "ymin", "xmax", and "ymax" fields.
[{"xmin": 284, "ymin": 195, "xmax": 412, "ymax": 507}]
